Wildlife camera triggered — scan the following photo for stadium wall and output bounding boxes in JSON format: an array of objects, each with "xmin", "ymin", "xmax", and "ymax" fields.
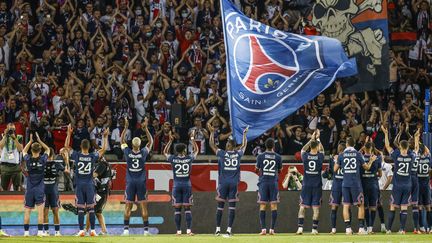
[{"xmin": 0, "ymin": 191, "xmax": 412, "ymax": 234}]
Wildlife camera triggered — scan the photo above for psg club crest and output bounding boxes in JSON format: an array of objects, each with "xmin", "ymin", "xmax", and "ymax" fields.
[{"xmin": 224, "ymin": 11, "xmax": 325, "ymax": 112}]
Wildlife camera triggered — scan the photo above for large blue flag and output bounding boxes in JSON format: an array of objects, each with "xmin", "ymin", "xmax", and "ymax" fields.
[{"xmin": 221, "ymin": 0, "xmax": 358, "ymax": 143}]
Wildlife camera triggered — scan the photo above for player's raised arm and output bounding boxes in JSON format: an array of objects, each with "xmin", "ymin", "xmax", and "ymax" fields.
[
  {"xmin": 362, "ymin": 154, "xmax": 376, "ymax": 170},
  {"xmin": 315, "ymin": 130, "xmax": 325, "ymax": 153},
  {"xmin": 59, "ymin": 147, "xmax": 70, "ymax": 173},
  {"xmin": 190, "ymin": 130, "xmax": 199, "ymax": 158},
  {"xmin": 414, "ymin": 129, "xmax": 420, "ymax": 154},
  {"xmin": 208, "ymin": 123, "xmax": 218, "ymax": 154},
  {"xmin": 163, "ymin": 132, "xmax": 174, "ymax": 159},
  {"xmin": 381, "ymin": 125, "xmax": 393, "ymax": 154},
  {"xmin": 333, "ymin": 154, "xmax": 340, "ymax": 174},
  {"xmin": 301, "ymin": 131, "xmax": 315, "ymax": 154},
  {"xmin": 120, "ymin": 118, "xmax": 129, "ymax": 147},
  {"xmin": 143, "ymin": 117, "xmax": 153, "ymax": 151},
  {"xmin": 22, "ymin": 134, "xmax": 33, "ymax": 157},
  {"xmin": 239, "ymin": 126, "xmax": 249, "ymax": 153},
  {"xmin": 35, "ymin": 132, "xmax": 50, "ymax": 157},
  {"xmin": 98, "ymin": 128, "xmax": 109, "ymax": 157},
  {"xmin": 64, "ymin": 124, "xmax": 73, "ymax": 149}
]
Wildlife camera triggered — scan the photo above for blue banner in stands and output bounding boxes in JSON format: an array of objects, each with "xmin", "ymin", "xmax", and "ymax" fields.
[{"xmin": 220, "ymin": 0, "xmax": 357, "ymax": 143}]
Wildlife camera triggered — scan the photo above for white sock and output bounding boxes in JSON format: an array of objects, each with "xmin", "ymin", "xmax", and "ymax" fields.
[
  {"xmin": 216, "ymin": 227, "xmax": 221, "ymax": 232},
  {"xmin": 227, "ymin": 227, "xmax": 232, "ymax": 233},
  {"xmin": 38, "ymin": 230, "xmax": 43, "ymax": 234}
]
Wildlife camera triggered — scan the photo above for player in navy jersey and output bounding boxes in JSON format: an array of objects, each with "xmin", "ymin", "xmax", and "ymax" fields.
[
  {"xmin": 296, "ymin": 130, "xmax": 324, "ymax": 235},
  {"xmin": 21, "ymin": 133, "xmax": 50, "ymax": 237},
  {"xmin": 120, "ymin": 118, "xmax": 153, "ymax": 236},
  {"xmin": 328, "ymin": 143, "xmax": 346, "ymax": 234},
  {"xmin": 415, "ymin": 138, "xmax": 432, "ymax": 233},
  {"xmin": 209, "ymin": 124, "xmax": 248, "ymax": 237},
  {"xmin": 43, "ymin": 148, "xmax": 67, "ymax": 236},
  {"xmin": 334, "ymin": 137, "xmax": 376, "ymax": 235},
  {"xmin": 406, "ymin": 131, "xmax": 421, "ymax": 233},
  {"xmin": 164, "ymin": 130, "xmax": 199, "ymax": 236},
  {"xmin": 382, "ymin": 126, "xmax": 416, "ymax": 234},
  {"xmin": 359, "ymin": 139, "xmax": 382, "ymax": 234},
  {"xmin": 64, "ymin": 124, "xmax": 109, "ymax": 237},
  {"xmin": 255, "ymin": 138, "xmax": 282, "ymax": 235}
]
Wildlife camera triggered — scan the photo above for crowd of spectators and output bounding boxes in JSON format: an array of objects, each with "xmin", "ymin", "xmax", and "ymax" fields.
[{"xmin": 0, "ymin": 0, "xmax": 429, "ymax": 165}]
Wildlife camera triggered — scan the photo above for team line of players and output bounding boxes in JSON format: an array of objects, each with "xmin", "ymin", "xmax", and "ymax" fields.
[{"xmin": 12, "ymin": 119, "xmax": 432, "ymax": 237}]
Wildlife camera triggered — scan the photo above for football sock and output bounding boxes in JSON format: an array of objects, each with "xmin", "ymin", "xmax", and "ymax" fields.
[
  {"xmin": 185, "ymin": 207, "xmax": 192, "ymax": 230},
  {"xmin": 259, "ymin": 210, "xmax": 266, "ymax": 229},
  {"xmin": 174, "ymin": 207, "xmax": 182, "ymax": 231},
  {"xmin": 400, "ymin": 210, "xmax": 408, "ymax": 231},
  {"xmin": 78, "ymin": 208, "xmax": 85, "ymax": 230},
  {"xmin": 271, "ymin": 210, "xmax": 277, "ymax": 230},
  {"xmin": 331, "ymin": 209, "xmax": 337, "ymax": 229},
  {"xmin": 387, "ymin": 210, "xmax": 395, "ymax": 230},
  {"xmin": 228, "ymin": 202, "xmax": 236, "ymax": 228},
  {"xmin": 216, "ymin": 202, "xmax": 224, "ymax": 227}
]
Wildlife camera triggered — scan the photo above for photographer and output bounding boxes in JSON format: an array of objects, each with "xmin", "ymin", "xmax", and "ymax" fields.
[
  {"xmin": 282, "ymin": 166, "xmax": 303, "ymax": 191},
  {"xmin": 85, "ymin": 156, "xmax": 114, "ymax": 235},
  {"xmin": 0, "ymin": 123, "xmax": 23, "ymax": 191}
]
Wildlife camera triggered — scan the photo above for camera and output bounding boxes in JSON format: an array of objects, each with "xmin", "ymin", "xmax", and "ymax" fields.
[{"xmin": 7, "ymin": 129, "xmax": 14, "ymax": 136}]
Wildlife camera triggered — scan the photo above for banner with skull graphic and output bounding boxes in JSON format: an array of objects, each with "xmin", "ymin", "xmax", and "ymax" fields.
[{"xmin": 311, "ymin": 0, "xmax": 389, "ymax": 92}]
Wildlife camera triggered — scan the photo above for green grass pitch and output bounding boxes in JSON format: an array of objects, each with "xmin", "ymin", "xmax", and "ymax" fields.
[{"xmin": 1, "ymin": 234, "xmax": 432, "ymax": 243}]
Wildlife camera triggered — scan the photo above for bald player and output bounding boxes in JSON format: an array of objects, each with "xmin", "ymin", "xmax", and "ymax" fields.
[{"xmin": 121, "ymin": 118, "xmax": 153, "ymax": 236}]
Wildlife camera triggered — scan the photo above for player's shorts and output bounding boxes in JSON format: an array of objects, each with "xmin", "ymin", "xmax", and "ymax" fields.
[
  {"xmin": 362, "ymin": 183, "xmax": 379, "ymax": 208},
  {"xmin": 172, "ymin": 184, "xmax": 193, "ymax": 206},
  {"xmin": 125, "ymin": 179, "xmax": 147, "ymax": 203},
  {"xmin": 25, "ymin": 185, "xmax": 45, "ymax": 209},
  {"xmin": 342, "ymin": 186, "xmax": 364, "ymax": 206},
  {"xmin": 95, "ymin": 193, "xmax": 108, "ymax": 214},
  {"xmin": 75, "ymin": 183, "xmax": 96, "ymax": 207},
  {"xmin": 257, "ymin": 181, "xmax": 279, "ymax": 204},
  {"xmin": 410, "ymin": 176, "xmax": 419, "ymax": 205},
  {"xmin": 300, "ymin": 186, "xmax": 322, "ymax": 208},
  {"xmin": 44, "ymin": 187, "xmax": 60, "ymax": 208},
  {"xmin": 418, "ymin": 181, "xmax": 431, "ymax": 207},
  {"xmin": 216, "ymin": 181, "xmax": 239, "ymax": 202},
  {"xmin": 390, "ymin": 186, "xmax": 411, "ymax": 207},
  {"xmin": 329, "ymin": 188, "xmax": 342, "ymax": 206}
]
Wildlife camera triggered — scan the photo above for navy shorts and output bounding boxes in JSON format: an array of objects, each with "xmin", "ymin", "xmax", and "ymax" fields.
[
  {"xmin": 45, "ymin": 187, "xmax": 60, "ymax": 208},
  {"xmin": 125, "ymin": 179, "xmax": 147, "ymax": 203},
  {"xmin": 25, "ymin": 185, "xmax": 45, "ymax": 209},
  {"xmin": 300, "ymin": 186, "xmax": 322, "ymax": 207},
  {"xmin": 75, "ymin": 183, "xmax": 96, "ymax": 207},
  {"xmin": 172, "ymin": 184, "xmax": 193, "ymax": 206},
  {"xmin": 390, "ymin": 186, "xmax": 411, "ymax": 207},
  {"xmin": 410, "ymin": 176, "xmax": 419, "ymax": 205},
  {"xmin": 329, "ymin": 188, "xmax": 342, "ymax": 206},
  {"xmin": 363, "ymin": 183, "xmax": 379, "ymax": 208},
  {"xmin": 342, "ymin": 186, "xmax": 364, "ymax": 205},
  {"xmin": 418, "ymin": 182, "xmax": 431, "ymax": 207},
  {"xmin": 257, "ymin": 182, "xmax": 279, "ymax": 204},
  {"xmin": 216, "ymin": 181, "xmax": 239, "ymax": 202}
]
